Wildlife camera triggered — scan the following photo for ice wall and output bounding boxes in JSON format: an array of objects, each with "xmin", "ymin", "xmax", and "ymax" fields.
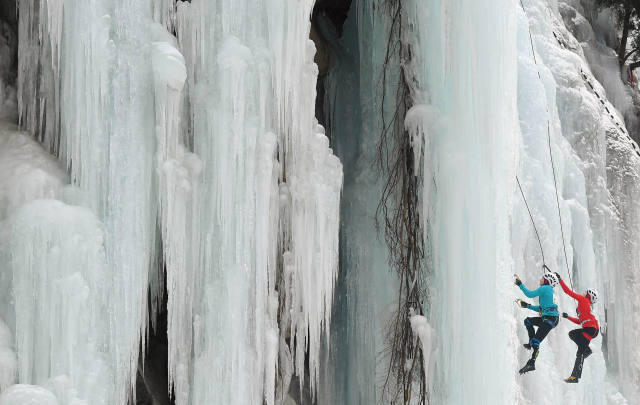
[
  {"xmin": 517, "ymin": 1, "xmax": 639, "ymax": 402},
  {"xmin": 558, "ymin": 0, "xmax": 640, "ymax": 141},
  {"xmin": 172, "ymin": 2, "xmax": 341, "ymax": 403},
  {"xmin": 0, "ymin": 123, "xmax": 67, "ymax": 395},
  {"xmin": 4, "ymin": 0, "xmax": 159, "ymax": 402},
  {"xmin": 5, "ymin": 0, "xmax": 159, "ymax": 403},
  {"xmin": 553, "ymin": 1, "xmax": 640, "ymax": 397},
  {"xmin": 409, "ymin": 0, "xmax": 520, "ymax": 402},
  {"xmin": 315, "ymin": 0, "xmax": 638, "ymax": 402},
  {"xmin": 59, "ymin": 2, "xmax": 157, "ymax": 403},
  {"xmin": 513, "ymin": 2, "xmax": 607, "ymax": 403},
  {"xmin": 16, "ymin": 0, "xmax": 59, "ymax": 152},
  {"xmin": 388, "ymin": 0, "xmax": 636, "ymax": 402},
  {"xmin": 5, "ymin": 0, "xmax": 343, "ymax": 404},
  {"xmin": 3, "ymin": 0, "xmax": 640, "ymax": 404}
]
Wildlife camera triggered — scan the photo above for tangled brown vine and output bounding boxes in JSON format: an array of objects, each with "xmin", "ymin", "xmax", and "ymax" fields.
[{"xmin": 375, "ymin": 1, "xmax": 429, "ymax": 404}]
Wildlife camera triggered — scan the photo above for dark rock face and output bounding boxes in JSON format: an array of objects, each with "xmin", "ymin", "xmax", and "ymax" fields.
[
  {"xmin": 310, "ymin": 23, "xmax": 331, "ymax": 76},
  {"xmin": 0, "ymin": 0, "xmax": 17, "ymax": 87},
  {"xmin": 313, "ymin": 0, "xmax": 352, "ymax": 34},
  {"xmin": 0, "ymin": 0, "xmax": 17, "ymax": 28}
]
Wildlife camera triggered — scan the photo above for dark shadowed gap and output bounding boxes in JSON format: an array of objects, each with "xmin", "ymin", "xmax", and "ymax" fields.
[{"xmin": 134, "ymin": 269, "xmax": 173, "ymax": 405}]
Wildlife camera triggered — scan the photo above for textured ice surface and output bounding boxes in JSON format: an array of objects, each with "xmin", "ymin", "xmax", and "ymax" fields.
[
  {"xmin": 172, "ymin": 1, "xmax": 342, "ymax": 403},
  {"xmin": 0, "ymin": 319, "xmax": 16, "ymax": 392},
  {"xmin": 151, "ymin": 25, "xmax": 200, "ymax": 405},
  {"xmin": 0, "ymin": 124, "xmax": 65, "ymax": 219},
  {"xmin": 9, "ymin": 199, "xmax": 109, "ymax": 404},
  {"xmin": 0, "ymin": 120, "xmax": 110, "ymax": 405},
  {"xmin": 319, "ymin": 0, "xmax": 636, "ymax": 403},
  {"xmin": 413, "ymin": 0, "xmax": 520, "ymax": 403},
  {"xmin": 4, "ymin": 0, "xmax": 640, "ymax": 404},
  {"xmin": 0, "ymin": 123, "xmax": 66, "ymax": 394},
  {"xmin": 558, "ymin": 0, "xmax": 640, "ymax": 140},
  {"xmin": 9, "ymin": 0, "xmax": 343, "ymax": 402},
  {"xmin": 515, "ymin": 1, "xmax": 638, "ymax": 402},
  {"xmin": 0, "ymin": 385, "xmax": 58, "ymax": 405},
  {"xmin": 9, "ymin": 1, "xmax": 158, "ymax": 403}
]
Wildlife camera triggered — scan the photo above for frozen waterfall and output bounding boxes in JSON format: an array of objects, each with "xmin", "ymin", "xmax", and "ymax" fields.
[{"xmin": 1, "ymin": 0, "xmax": 639, "ymax": 404}]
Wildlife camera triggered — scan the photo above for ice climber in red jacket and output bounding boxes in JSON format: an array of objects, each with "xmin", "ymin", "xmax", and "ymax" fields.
[{"xmin": 555, "ymin": 272, "xmax": 599, "ymax": 383}]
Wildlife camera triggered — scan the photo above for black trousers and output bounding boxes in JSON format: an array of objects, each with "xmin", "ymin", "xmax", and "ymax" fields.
[
  {"xmin": 569, "ymin": 327, "xmax": 598, "ymax": 378},
  {"xmin": 524, "ymin": 316, "xmax": 559, "ymax": 362}
]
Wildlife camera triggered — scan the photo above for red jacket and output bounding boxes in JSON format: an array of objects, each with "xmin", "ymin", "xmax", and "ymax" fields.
[{"xmin": 559, "ymin": 279, "xmax": 599, "ymax": 338}]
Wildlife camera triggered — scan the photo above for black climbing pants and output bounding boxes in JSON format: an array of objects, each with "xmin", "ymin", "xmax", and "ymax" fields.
[
  {"xmin": 524, "ymin": 316, "xmax": 559, "ymax": 362},
  {"xmin": 569, "ymin": 327, "xmax": 598, "ymax": 378}
]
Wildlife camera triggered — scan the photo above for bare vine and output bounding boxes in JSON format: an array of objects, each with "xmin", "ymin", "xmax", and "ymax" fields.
[{"xmin": 376, "ymin": 1, "xmax": 428, "ymax": 404}]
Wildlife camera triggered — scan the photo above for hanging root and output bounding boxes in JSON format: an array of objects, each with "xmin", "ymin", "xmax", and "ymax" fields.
[{"xmin": 376, "ymin": 1, "xmax": 428, "ymax": 403}]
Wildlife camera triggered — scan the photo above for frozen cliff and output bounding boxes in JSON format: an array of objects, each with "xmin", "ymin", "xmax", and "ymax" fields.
[{"xmin": 0, "ymin": 0, "xmax": 639, "ymax": 404}]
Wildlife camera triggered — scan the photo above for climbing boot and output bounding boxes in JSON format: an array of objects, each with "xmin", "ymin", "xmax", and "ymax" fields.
[
  {"xmin": 531, "ymin": 345, "xmax": 540, "ymax": 361},
  {"xmin": 564, "ymin": 376, "xmax": 579, "ymax": 383},
  {"xmin": 519, "ymin": 360, "xmax": 535, "ymax": 374},
  {"xmin": 523, "ymin": 343, "xmax": 531, "ymax": 350}
]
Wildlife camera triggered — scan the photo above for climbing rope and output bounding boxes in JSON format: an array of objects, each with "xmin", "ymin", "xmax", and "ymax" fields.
[
  {"xmin": 517, "ymin": 0, "xmax": 574, "ymax": 289},
  {"xmin": 546, "ymin": 122, "xmax": 574, "ymax": 289},
  {"xmin": 516, "ymin": 176, "xmax": 546, "ymax": 265}
]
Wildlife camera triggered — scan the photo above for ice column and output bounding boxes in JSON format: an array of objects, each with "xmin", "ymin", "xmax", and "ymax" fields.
[
  {"xmin": 0, "ymin": 124, "xmax": 67, "ymax": 394},
  {"xmin": 11, "ymin": 0, "xmax": 159, "ymax": 403},
  {"xmin": 16, "ymin": 0, "xmax": 62, "ymax": 152},
  {"xmin": 415, "ymin": 0, "xmax": 520, "ymax": 403},
  {"xmin": 150, "ymin": 25, "xmax": 201, "ymax": 405},
  {"xmin": 10, "ymin": 200, "xmax": 109, "ymax": 405},
  {"xmin": 173, "ymin": 1, "xmax": 342, "ymax": 403}
]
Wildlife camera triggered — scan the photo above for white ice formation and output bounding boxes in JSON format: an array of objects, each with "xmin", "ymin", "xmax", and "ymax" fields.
[{"xmin": 0, "ymin": 0, "xmax": 639, "ymax": 404}]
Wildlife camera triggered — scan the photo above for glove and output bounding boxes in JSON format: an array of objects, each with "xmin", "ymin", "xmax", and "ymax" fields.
[
  {"xmin": 514, "ymin": 276, "xmax": 522, "ymax": 287},
  {"xmin": 519, "ymin": 300, "xmax": 529, "ymax": 308},
  {"xmin": 562, "ymin": 312, "xmax": 569, "ymax": 319},
  {"xmin": 555, "ymin": 272, "xmax": 562, "ymax": 281}
]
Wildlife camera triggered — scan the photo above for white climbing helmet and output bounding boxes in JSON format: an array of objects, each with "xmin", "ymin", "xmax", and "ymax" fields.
[
  {"xmin": 543, "ymin": 272, "xmax": 559, "ymax": 287},
  {"xmin": 586, "ymin": 288, "xmax": 599, "ymax": 304}
]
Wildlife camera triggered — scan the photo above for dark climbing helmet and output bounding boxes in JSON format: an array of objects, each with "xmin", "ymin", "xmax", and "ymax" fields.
[
  {"xmin": 586, "ymin": 288, "xmax": 598, "ymax": 304},
  {"xmin": 543, "ymin": 272, "xmax": 559, "ymax": 287}
]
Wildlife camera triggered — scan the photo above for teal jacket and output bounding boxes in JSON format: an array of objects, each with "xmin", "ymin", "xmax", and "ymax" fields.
[{"xmin": 519, "ymin": 284, "xmax": 559, "ymax": 317}]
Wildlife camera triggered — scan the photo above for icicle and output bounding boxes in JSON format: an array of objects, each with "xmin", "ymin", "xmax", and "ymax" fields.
[
  {"xmin": 171, "ymin": 1, "xmax": 342, "ymax": 403},
  {"xmin": 12, "ymin": 1, "xmax": 159, "ymax": 403},
  {"xmin": 153, "ymin": 0, "xmax": 177, "ymax": 32},
  {"xmin": 408, "ymin": 309, "xmax": 436, "ymax": 393},
  {"xmin": 151, "ymin": 23, "xmax": 201, "ymax": 405},
  {"xmin": 404, "ymin": 104, "xmax": 439, "ymax": 178},
  {"xmin": 58, "ymin": 2, "xmax": 111, "ymax": 214},
  {"xmin": 45, "ymin": 0, "xmax": 63, "ymax": 83},
  {"xmin": 0, "ymin": 124, "xmax": 66, "ymax": 395},
  {"xmin": 10, "ymin": 199, "xmax": 110, "ymax": 404},
  {"xmin": 15, "ymin": 0, "xmax": 62, "ymax": 153}
]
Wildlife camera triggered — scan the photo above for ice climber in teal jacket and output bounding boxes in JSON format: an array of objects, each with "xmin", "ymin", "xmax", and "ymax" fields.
[{"xmin": 515, "ymin": 268, "xmax": 560, "ymax": 375}]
